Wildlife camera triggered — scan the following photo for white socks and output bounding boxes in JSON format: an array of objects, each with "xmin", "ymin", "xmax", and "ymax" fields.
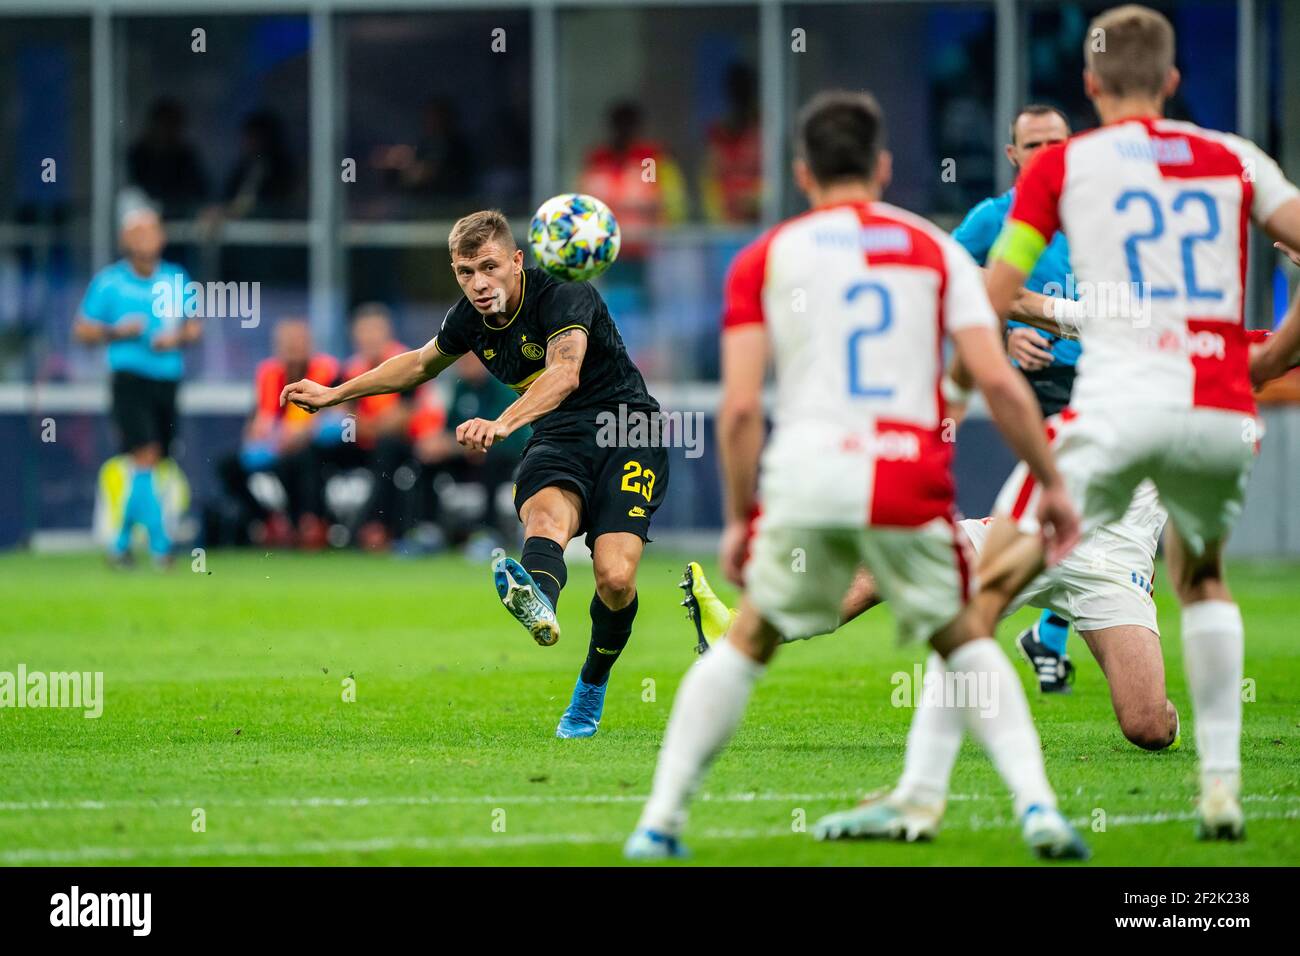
[
  {"xmin": 894, "ymin": 653, "xmax": 964, "ymax": 807},
  {"xmin": 945, "ymin": 637, "xmax": 1056, "ymax": 817},
  {"xmin": 637, "ymin": 639, "xmax": 766, "ymax": 835},
  {"xmin": 1181, "ymin": 600, "xmax": 1244, "ymax": 793}
]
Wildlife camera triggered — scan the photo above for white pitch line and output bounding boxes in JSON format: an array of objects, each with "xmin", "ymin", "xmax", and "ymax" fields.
[
  {"xmin": 3, "ymin": 810, "xmax": 1298, "ymax": 866},
  {"xmin": 1, "ymin": 791, "xmax": 1297, "ymax": 813},
  {"xmin": 0, "ymin": 791, "xmax": 862, "ymax": 812}
]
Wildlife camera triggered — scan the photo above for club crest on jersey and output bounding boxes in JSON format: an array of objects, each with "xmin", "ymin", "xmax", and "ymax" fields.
[{"xmin": 521, "ymin": 340, "xmax": 544, "ymax": 360}]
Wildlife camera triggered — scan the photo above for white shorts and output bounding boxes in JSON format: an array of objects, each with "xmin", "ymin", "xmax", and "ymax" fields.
[
  {"xmin": 1007, "ymin": 407, "xmax": 1257, "ymax": 557},
  {"xmin": 959, "ymin": 516, "xmax": 1160, "ymax": 635},
  {"xmin": 745, "ymin": 516, "xmax": 973, "ymax": 644}
]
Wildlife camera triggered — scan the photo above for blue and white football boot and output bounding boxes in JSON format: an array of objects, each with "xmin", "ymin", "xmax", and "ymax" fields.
[
  {"xmin": 623, "ymin": 828, "xmax": 689, "ymax": 860},
  {"xmin": 1021, "ymin": 804, "xmax": 1091, "ymax": 860},
  {"xmin": 493, "ymin": 556, "xmax": 560, "ymax": 647},
  {"xmin": 555, "ymin": 677, "xmax": 607, "ymax": 738}
]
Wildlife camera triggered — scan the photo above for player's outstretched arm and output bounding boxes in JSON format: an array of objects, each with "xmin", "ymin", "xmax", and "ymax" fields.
[
  {"xmin": 717, "ymin": 324, "xmax": 768, "ymax": 586},
  {"xmin": 459, "ymin": 327, "xmax": 587, "ymax": 451},
  {"xmin": 952, "ymin": 323, "xmax": 1079, "ymax": 564},
  {"xmin": 281, "ymin": 338, "xmax": 454, "ymax": 413}
]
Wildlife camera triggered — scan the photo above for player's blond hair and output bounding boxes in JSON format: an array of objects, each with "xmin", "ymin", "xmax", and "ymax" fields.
[
  {"xmin": 448, "ymin": 210, "xmax": 517, "ymax": 259},
  {"xmin": 1085, "ymin": 5, "xmax": 1175, "ymax": 99}
]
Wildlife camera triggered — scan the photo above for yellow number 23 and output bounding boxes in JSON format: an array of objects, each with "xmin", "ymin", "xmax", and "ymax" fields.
[{"xmin": 620, "ymin": 461, "xmax": 656, "ymax": 503}]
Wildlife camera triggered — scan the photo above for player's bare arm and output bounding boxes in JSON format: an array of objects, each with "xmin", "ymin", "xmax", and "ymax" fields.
[
  {"xmin": 717, "ymin": 324, "xmax": 768, "ymax": 586},
  {"xmin": 280, "ymin": 338, "xmax": 455, "ymax": 413},
  {"xmin": 1252, "ymin": 198, "xmax": 1300, "ymax": 384},
  {"xmin": 458, "ymin": 327, "xmax": 588, "ymax": 452},
  {"xmin": 976, "ymin": 267, "xmax": 1080, "ymax": 347},
  {"xmin": 952, "ymin": 322, "xmax": 1079, "ymax": 564}
]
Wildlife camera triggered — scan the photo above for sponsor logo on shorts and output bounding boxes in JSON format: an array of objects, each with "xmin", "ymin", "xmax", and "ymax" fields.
[
  {"xmin": 1130, "ymin": 570, "xmax": 1155, "ymax": 596},
  {"xmin": 627, "ymin": 506, "xmax": 647, "ymax": 518}
]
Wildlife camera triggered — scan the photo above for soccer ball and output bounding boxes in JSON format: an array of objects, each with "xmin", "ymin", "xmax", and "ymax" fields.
[{"xmin": 529, "ymin": 193, "xmax": 621, "ymax": 281}]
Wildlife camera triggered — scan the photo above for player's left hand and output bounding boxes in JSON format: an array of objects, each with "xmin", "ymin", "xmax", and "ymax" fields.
[
  {"xmin": 1275, "ymin": 242, "xmax": 1300, "ymax": 268},
  {"xmin": 456, "ymin": 417, "xmax": 508, "ymax": 451},
  {"xmin": 1036, "ymin": 482, "xmax": 1081, "ymax": 567}
]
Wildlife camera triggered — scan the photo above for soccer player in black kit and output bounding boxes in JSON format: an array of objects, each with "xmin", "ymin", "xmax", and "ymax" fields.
[{"xmin": 281, "ymin": 210, "xmax": 668, "ymax": 737}]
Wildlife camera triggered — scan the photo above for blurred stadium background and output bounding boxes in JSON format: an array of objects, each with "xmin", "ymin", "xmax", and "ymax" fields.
[{"xmin": 2, "ymin": 0, "xmax": 1299, "ymax": 556}]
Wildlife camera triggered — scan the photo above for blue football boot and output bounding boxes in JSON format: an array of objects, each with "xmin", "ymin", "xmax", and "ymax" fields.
[
  {"xmin": 555, "ymin": 676, "xmax": 606, "ymax": 738},
  {"xmin": 493, "ymin": 556, "xmax": 560, "ymax": 647}
]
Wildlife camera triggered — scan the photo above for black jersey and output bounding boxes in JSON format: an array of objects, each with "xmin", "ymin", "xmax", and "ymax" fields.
[{"xmin": 433, "ymin": 268, "xmax": 659, "ymax": 435}]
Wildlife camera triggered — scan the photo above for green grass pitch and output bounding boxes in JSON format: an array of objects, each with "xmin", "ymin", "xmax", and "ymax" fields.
[{"xmin": 1, "ymin": 549, "xmax": 1295, "ymax": 866}]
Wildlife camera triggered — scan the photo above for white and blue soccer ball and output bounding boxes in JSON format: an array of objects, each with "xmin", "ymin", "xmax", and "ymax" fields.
[{"xmin": 529, "ymin": 193, "xmax": 621, "ymax": 281}]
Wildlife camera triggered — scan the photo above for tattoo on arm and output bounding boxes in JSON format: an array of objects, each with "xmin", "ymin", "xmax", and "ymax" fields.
[{"xmin": 546, "ymin": 327, "xmax": 588, "ymax": 372}]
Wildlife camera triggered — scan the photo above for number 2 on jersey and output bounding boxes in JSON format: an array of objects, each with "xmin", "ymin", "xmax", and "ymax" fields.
[{"xmin": 844, "ymin": 281, "xmax": 895, "ymax": 399}]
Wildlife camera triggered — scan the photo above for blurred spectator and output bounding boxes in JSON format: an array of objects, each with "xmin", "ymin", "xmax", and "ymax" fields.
[
  {"xmin": 335, "ymin": 303, "xmax": 415, "ymax": 549},
  {"xmin": 371, "ymin": 97, "xmax": 476, "ymax": 215},
  {"xmin": 217, "ymin": 318, "xmax": 339, "ymax": 547},
  {"xmin": 701, "ymin": 62, "xmax": 762, "ymax": 224},
  {"xmin": 579, "ymin": 101, "xmax": 688, "ymax": 246},
  {"xmin": 221, "ymin": 110, "xmax": 298, "ymax": 219},
  {"xmin": 126, "ymin": 98, "xmax": 210, "ymax": 217}
]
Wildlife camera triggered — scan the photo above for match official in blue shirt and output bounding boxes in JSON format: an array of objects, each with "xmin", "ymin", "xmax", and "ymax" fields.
[
  {"xmin": 73, "ymin": 204, "xmax": 201, "ymax": 565},
  {"xmin": 953, "ymin": 104, "xmax": 1081, "ymax": 417}
]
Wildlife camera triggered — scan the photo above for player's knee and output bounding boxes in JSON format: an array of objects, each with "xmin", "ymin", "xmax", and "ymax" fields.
[
  {"xmin": 1120, "ymin": 707, "xmax": 1176, "ymax": 751},
  {"xmin": 594, "ymin": 561, "xmax": 637, "ymax": 607},
  {"xmin": 523, "ymin": 510, "xmax": 569, "ymax": 544}
]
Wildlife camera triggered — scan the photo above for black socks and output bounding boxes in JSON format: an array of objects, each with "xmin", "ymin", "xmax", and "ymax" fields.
[
  {"xmin": 521, "ymin": 536, "xmax": 567, "ymax": 609},
  {"xmin": 520, "ymin": 536, "xmax": 637, "ymax": 687},
  {"xmin": 580, "ymin": 593, "xmax": 638, "ymax": 687}
]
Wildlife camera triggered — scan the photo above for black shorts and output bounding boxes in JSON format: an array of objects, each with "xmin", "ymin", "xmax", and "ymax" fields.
[
  {"xmin": 1022, "ymin": 364, "xmax": 1076, "ymax": 418},
  {"xmin": 512, "ymin": 419, "xmax": 670, "ymax": 548},
  {"xmin": 110, "ymin": 371, "xmax": 179, "ymax": 454}
]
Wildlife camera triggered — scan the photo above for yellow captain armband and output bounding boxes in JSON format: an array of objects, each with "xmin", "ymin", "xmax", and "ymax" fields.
[{"xmin": 989, "ymin": 219, "xmax": 1048, "ymax": 276}]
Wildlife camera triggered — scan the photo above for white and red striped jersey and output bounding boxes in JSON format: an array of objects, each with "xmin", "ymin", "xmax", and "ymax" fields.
[
  {"xmin": 1006, "ymin": 117, "xmax": 1300, "ymax": 416},
  {"xmin": 722, "ymin": 200, "xmax": 996, "ymax": 528}
]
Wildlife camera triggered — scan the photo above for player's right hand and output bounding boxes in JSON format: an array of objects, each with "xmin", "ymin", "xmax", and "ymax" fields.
[
  {"xmin": 1036, "ymin": 482, "xmax": 1081, "ymax": 567},
  {"xmin": 719, "ymin": 519, "xmax": 750, "ymax": 588},
  {"xmin": 1275, "ymin": 242, "xmax": 1300, "ymax": 268},
  {"xmin": 280, "ymin": 378, "xmax": 333, "ymax": 413},
  {"xmin": 1007, "ymin": 327, "xmax": 1054, "ymax": 371}
]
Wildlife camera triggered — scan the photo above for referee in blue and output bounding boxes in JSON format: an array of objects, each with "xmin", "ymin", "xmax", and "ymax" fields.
[
  {"xmin": 952, "ymin": 104, "xmax": 1079, "ymax": 693},
  {"xmin": 73, "ymin": 203, "xmax": 201, "ymax": 566}
]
